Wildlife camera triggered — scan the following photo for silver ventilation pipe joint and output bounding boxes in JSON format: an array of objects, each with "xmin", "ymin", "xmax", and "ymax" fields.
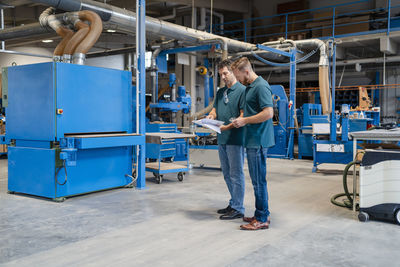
[
  {"xmin": 73, "ymin": 52, "xmax": 86, "ymax": 65},
  {"xmin": 294, "ymin": 39, "xmax": 328, "ymax": 66},
  {"xmin": 63, "ymin": 54, "xmax": 72, "ymax": 63},
  {"xmin": 53, "ymin": 55, "xmax": 62, "ymax": 62}
]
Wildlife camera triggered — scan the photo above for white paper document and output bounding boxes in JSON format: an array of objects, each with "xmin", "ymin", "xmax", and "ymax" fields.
[{"xmin": 193, "ymin": 119, "xmax": 225, "ymax": 134}]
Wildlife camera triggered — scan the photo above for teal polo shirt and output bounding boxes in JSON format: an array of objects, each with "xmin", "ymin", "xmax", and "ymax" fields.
[
  {"xmin": 243, "ymin": 76, "xmax": 275, "ymax": 148},
  {"xmin": 213, "ymin": 82, "xmax": 246, "ymax": 145}
]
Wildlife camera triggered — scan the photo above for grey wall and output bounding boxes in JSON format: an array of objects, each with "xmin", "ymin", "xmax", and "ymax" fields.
[
  {"xmin": 86, "ymin": 54, "xmax": 125, "ymax": 70},
  {"xmin": 0, "ymin": 47, "xmax": 126, "ymax": 71},
  {"xmin": 0, "ymin": 47, "xmax": 52, "ymax": 69}
]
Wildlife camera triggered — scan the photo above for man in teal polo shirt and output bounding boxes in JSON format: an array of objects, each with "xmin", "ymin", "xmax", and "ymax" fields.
[
  {"xmin": 232, "ymin": 57, "xmax": 274, "ymax": 230},
  {"xmin": 207, "ymin": 59, "xmax": 246, "ymax": 220}
]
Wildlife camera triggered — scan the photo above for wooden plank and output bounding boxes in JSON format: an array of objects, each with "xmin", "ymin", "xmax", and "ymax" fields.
[{"xmin": 146, "ymin": 162, "xmax": 187, "ymax": 171}]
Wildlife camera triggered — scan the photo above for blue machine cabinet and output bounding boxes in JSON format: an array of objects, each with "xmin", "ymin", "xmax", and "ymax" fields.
[
  {"xmin": 145, "ymin": 123, "xmax": 192, "ymax": 183},
  {"xmin": 268, "ymin": 85, "xmax": 289, "ymax": 158},
  {"xmin": 298, "ymin": 104, "xmax": 329, "ymax": 159},
  {"xmin": 145, "ymin": 132, "xmax": 193, "ymax": 184},
  {"xmin": 312, "ymin": 116, "xmax": 372, "ymax": 172},
  {"xmin": 4, "ymin": 62, "xmax": 145, "ymax": 201},
  {"xmin": 146, "ymin": 122, "xmax": 188, "ymax": 161}
]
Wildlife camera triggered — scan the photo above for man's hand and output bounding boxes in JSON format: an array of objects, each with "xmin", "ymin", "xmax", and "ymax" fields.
[
  {"xmin": 233, "ymin": 117, "xmax": 247, "ymax": 128},
  {"xmin": 206, "ymin": 114, "xmax": 214, "ymax": 119},
  {"xmin": 220, "ymin": 124, "xmax": 229, "ymax": 131}
]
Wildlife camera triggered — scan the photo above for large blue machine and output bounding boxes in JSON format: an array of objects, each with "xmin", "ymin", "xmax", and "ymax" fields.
[
  {"xmin": 149, "ymin": 73, "xmax": 191, "ymax": 114},
  {"xmin": 310, "ymin": 104, "xmax": 379, "ymax": 172},
  {"xmin": 269, "ymin": 85, "xmax": 289, "ymax": 158},
  {"xmin": 3, "ymin": 62, "xmax": 145, "ymax": 201}
]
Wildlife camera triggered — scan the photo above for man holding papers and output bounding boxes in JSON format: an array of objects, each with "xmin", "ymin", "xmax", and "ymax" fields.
[
  {"xmin": 206, "ymin": 59, "xmax": 246, "ymax": 220},
  {"xmin": 231, "ymin": 57, "xmax": 274, "ymax": 231}
]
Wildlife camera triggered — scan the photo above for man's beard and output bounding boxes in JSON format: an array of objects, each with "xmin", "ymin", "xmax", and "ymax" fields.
[{"xmin": 243, "ymin": 76, "xmax": 252, "ymax": 85}]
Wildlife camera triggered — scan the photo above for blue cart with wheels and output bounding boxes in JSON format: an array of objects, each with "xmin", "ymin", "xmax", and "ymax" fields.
[{"xmin": 145, "ymin": 132, "xmax": 195, "ymax": 184}]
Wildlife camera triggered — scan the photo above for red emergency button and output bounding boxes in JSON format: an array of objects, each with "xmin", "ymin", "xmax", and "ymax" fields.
[{"xmin": 57, "ymin": 109, "xmax": 63, "ymax": 115}]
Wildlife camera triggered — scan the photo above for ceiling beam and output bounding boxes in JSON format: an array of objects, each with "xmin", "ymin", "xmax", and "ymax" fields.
[{"xmin": 146, "ymin": 0, "xmax": 248, "ymax": 13}]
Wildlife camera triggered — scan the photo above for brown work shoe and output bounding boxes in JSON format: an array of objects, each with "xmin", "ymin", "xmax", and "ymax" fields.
[
  {"xmin": 243, "ymin": 216, "xmax": 271, "ymax": 224},
  {"xmin": 240, "ymin": 219, "xmax": 269, "ymax": 231}
]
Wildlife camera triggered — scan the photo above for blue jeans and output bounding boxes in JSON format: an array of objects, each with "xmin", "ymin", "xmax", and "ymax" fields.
[
  {"xmin": 246, "ymin": 147, "xmax": 270, "ymax": 222},
  {"xmin": 218, "ymin": 144, "xmax": 245, "ymax": 214}
]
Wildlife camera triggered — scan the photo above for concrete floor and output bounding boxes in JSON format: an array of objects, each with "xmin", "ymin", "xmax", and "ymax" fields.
[{"xmin": 0, "ymin": 158, "xmax": 399, "ymax": 266}]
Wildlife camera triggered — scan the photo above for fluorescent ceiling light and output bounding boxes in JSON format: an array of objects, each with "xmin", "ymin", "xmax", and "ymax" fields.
[
  {"xmin": 42, "ymin": 39, "xmax": 53, "ymax": 43},
  {"xmin": 107, "ymin": 29, "xmax": 116, "ymax": 33}
]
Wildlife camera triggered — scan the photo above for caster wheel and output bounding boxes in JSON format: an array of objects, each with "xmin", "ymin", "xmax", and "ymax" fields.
[
  {"xmin": 53, "ymin": 197, "xmax": 66, "ymax": 203},
  {"xmin": 395, "ymin": 209, "xmax": 400, "ymax": 225},
  {"xmin": 155, "ymin": 175, "xmax": 163, "ymax": 184},
  {"xmin": 177, "ymin": 172, "xmax": 184, "ymax": 182},
  {"xmin": 358, "ymin": 211, "xmax": 369, "ymax": 222},
  {"xmin": 153, "ymin": 172, "xmax": 157, "ymax": 178}
]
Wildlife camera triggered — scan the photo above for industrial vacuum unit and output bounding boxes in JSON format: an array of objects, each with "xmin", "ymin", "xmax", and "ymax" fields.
[
  {"xmin": 358, "ymin": 149, "xmax": 400, "ymax": 224},
  {"xmin": 3, "ymin": 62, "xmax": 145, "ymax": 201}
]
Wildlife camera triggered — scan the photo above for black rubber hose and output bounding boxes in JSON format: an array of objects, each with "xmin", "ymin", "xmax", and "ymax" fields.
[
  {"xmin": 343, "ymin": 161, "xmax": 356, "ymax": 205},
  {"xmin": 55, "ymin": 160, "xmax": 68, "ymax": 186},
  {"xmin": 331, "ymin": 161, "xmax": 358, "ymax": 209},
  {"xmin": 331, "ymin": 193, "xmax": 352, "ymax": 208}
]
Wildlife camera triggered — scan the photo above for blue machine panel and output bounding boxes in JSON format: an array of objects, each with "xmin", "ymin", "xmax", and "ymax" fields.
[
  {"xmin": 8, "ymin": 146, "xmax": 132, "ymax": 199},
  {"xmin": 56, "ymin": 63, "xmax": 132, "ymax": 138},
  {"xmin": 8, "ymin": 146, "xmax": 56, "ymax": 198},
  {"xmin": 268, "ymin": 85, "xmax": 289, "ymax": 158},
  {"xmin": 55, "ymin": 147, "xmax": 132, "ymax": 197},
  {"xmin": 6, "ymin": 63, "xmax": 55, "ymax": 141}
]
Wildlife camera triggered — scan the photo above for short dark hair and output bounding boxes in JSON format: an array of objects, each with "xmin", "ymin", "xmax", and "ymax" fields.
[{"xmin": 218, "ymin": 59, "xmax": 232, "ymax": 71}]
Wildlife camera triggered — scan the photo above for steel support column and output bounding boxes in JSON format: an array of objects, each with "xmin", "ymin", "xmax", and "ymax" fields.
[
  {"xmin": 288, "ymin": 50, "xmax": 296, "ymax": 159},
  {"xmin": 136, "ymin": 0, "xmax": 146, "ymax": 189},
  {"xmin": 330, "ymin": 41, "xmax": 337, "ymax": 142}
]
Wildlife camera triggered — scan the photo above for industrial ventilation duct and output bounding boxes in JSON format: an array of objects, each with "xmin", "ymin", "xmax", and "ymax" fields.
[
  {"xmin": 0, "ymin": 0, "xmax": 330, "ymax": 112},
  {"xmin": 29, "ymin": 0, "xmax": 255, "ymax": 53}
]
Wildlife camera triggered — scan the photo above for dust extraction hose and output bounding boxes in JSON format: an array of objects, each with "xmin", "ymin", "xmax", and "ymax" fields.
[
  {"xmin": 74, "ymin": 10, "xmax": 102, "ymax": 55},
  {"xmin": 330, "ymin": 161, "xmax": 359, "ymax": 209},
  {"xmin": 53, "ymin": 26, "xmax": 74, "ymax": 57},
  {"xmin": 63, "ymin": 20, "xmax": 90, "ymax": 59}
]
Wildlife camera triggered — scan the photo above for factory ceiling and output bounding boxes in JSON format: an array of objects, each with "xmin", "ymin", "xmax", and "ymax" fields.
[{"xmin": 0, "ymin": 0, "xmax": 248, "ymax": 51}]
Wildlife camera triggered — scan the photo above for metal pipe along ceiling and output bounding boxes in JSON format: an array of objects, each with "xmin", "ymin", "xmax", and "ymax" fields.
[
  {"xmin": 256, "ymin": 55, "xmax": 400, "ymax": 72},
  {"xmin": 29, "ymin": 0, "xmax": 255, "ymax": 52}
]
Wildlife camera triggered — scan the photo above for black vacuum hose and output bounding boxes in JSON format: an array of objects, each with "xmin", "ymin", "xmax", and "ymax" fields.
[{"xmin": 331, "ymin": 161, "xmax": 359, "ymax": 209}]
